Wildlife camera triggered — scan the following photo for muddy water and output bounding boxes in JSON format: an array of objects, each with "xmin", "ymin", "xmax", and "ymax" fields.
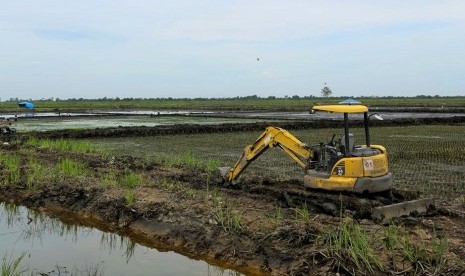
[
  {"xmin": 4, "ymin": 109, "xmax": 464, "ymax": 132},
  {"xmin": 0, "ymin": 203, "xmax": 240, "ymax": 276},
  {"xmin": 13, "ymin": 116, "xmax": 271, "ymax": 132}
]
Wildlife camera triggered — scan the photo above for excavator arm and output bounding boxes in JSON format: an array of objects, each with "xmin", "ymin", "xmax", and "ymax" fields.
[{"xmin": 222, "ymin": 126, "xmax": 313, "ymax": 182}]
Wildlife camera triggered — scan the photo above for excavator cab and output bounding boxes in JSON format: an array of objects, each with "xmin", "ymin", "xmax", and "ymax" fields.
[{"xmin": 305, "ymin": 105, "xmax": 392, "ymax": 193}]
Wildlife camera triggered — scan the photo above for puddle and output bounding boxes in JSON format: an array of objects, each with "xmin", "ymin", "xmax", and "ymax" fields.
[{"xmin": 0, "ymin": 203, "xmax": 241, "ymax": 276}]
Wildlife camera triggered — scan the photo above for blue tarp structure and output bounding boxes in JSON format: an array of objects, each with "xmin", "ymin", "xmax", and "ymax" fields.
[{"xmin": 18, "ymin": 101, "xmax": 34, "ymax": 109}]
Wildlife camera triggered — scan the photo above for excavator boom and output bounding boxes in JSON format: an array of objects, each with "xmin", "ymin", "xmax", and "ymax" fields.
[{"xmin": 222, "ymin": 126, "xmax": 312, "ymax": 182}]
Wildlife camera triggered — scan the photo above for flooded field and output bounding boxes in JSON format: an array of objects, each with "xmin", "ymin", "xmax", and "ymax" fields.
[
  {"xmin": 0, "ymin": 203, "xmax": 240, "ymax": 275},
  {"xmin": 2, "ymin": 108, "xmax": 464, "ymax": 133},
  {"xmin": 12, "ymin": 116, "xmax": 273, "ymax": 132}
]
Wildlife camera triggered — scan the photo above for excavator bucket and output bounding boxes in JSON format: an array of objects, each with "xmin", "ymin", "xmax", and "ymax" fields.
[
  {"xmin": 218, "ymin": 167, "xmax": 231, "ymax": 180},
  {"xmin": 371, "ymin": 198, "xmax": 434, "ymax": 221}
]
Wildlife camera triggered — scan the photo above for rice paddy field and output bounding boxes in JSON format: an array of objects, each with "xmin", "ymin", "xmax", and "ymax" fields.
[
  {"xmin": 3, "ymin": 119, "xmax": 465, "ymax": 275},
  {"xmin": 88, "ymin": 124, "xmax": 465, "ymax": 201}
]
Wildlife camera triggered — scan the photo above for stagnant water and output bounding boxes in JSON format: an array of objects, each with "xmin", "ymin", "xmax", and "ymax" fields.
[{"xmin": 0, "ymin": 203, "xmax": 241, "ymax": 276}]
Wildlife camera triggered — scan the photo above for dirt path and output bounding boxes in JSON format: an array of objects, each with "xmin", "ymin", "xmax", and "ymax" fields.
[{"xmin": 1, "ymin": 145, "xmax": 464, "ymax": 275}]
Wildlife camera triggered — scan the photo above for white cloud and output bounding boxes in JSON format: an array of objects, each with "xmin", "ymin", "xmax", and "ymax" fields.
[{"xmin": 0, "ymin": 0, "xmax": 464, "ymax": 99}]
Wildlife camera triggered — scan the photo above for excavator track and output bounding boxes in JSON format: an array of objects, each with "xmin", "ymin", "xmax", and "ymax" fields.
[{"xmin": 225, "ymin": 177, "xmax": 434, "ymax": 221}]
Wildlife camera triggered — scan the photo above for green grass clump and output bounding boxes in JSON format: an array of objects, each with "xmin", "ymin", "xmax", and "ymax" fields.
[
  {"xmin": 26, "ymin": 138, "xmax": 97, "ymax": 154},
  {"xmin": 1, "ymin": 252, "xmax": 27, "ymax": 276},
  {"xmin": 101, "ymin": 171, "xmax": 118, "ymax": 189},
  {"xmin": 26, "ymin": 158, "xmax": 47, "ymax": 189},
  {"xmin": 294, "ymin": 202, "xmax": 310, "ymax": 222},
  {"xmin": 125, "ymin": 190, "xmax": 136, "ymax": 206},
  {"xmin": 121, "ymin": 172, "xmax": 143, "ymax": 189},
  {"xmin": 0, "ymin": 155, "xmax": 21, "ymax": 186},
  {"xmin": 57, "ymin": 158, "xmax": 87, "ymax": 177},
  {"xmin": 324, "ymin": 218, "xmax": 382, "ymax": 274},
  {"xmin": 213, "ymin": 202, "xmax": 243, "ymax": 233}
]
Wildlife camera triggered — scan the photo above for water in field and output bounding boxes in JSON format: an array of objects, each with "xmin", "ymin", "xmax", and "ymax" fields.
[
  {"xmin": 0, "ymin": 203, "xmax": 241, "ymax": 276},
  {"xmin": 4, "ymin": 109, "xmax": 464, "ymax": 132},
  {"xmin": 12, "ymin": 115, "xmax": 271, "ymax": 132}
]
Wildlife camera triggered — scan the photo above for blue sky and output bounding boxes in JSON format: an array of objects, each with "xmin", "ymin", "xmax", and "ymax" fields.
[{"xmin": 1, "ymin": 1, "xmax": 464, "ymax": 100}]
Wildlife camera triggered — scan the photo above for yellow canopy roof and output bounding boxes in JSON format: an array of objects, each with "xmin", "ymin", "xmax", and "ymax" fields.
[{"xmin": 311, "ymin": 104, "xmax": 368, "ymax": 113}]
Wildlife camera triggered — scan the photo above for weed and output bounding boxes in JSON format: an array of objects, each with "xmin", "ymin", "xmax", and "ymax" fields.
[
  {"xmin": 26, "ymin": 158, "xmax": 47, "ymax": 189},
  {"xmin": 205, "ymin": 158, "xmax": 221, "ymax": 199},
  {"xmin": 213, "ymin": 202, "xmax": 243, "ymax": 233},
  {"xmin": 294, "ymin": 202, "xmax": 310, "ymax": 222},
  {"xmin": 121, "ymin": 172, "xmax": 142, "ymax": 189},
  {"xmin": 0, "ymin": 155, "xmax": 20, "ymax": 186},
  {"xmin": 125, "ymin": 190, "xmax": 136, "ymax": 206},
  {"xmin": 1, "ymin": 252, "xmax": 28, "ymax": 276},
  {"xmin": 270, "ymin": 204, "xmax": 283, "ymax": 225},
  {"xmin": 27, "ymin": 138, "xmax": 97, "ymax": 154},
  {"xmin": 324, "ymin": 218, "xmax": 382, "ymax": 274},
  {"xmin": 101, "ymin": 171, "xmax": 117, "ymax": 189},
  {"xmin": 57, "ymin": 158, "xmax": 86, "ymax": 177},
  {"xmin": 186, "ymin": 187, "xmax": 196, "ymax": 199},
  {"xmin": 158, "ymin": 177, "xmax": 182, "ymax": 191}
]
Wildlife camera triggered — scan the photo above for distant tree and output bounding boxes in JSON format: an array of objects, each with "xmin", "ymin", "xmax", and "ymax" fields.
[{"xmin": 321, "ymin": 86, "xmax": 332, "ymax": 98}]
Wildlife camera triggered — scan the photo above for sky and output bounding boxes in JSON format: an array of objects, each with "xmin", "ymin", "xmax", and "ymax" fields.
[{"xmin": 1, "ymin": 0, "xmax": 464, "ymax": 100}]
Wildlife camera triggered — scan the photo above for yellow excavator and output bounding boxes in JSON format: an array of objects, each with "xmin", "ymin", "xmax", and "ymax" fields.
[{"xmin": 220, "ymin": 104, "xmax": 433, "ymax": 220}]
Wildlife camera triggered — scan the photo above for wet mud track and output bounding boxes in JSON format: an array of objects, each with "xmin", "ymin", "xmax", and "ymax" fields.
[{"xmin": 1, "ymin": 145, "xmax": 464, "ymax": 275}]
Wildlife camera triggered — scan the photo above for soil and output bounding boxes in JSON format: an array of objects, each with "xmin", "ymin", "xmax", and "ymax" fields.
[
  {"xmin": 12, "ymin": 115, "xmax": 465, "ymax": 140},
  {"xmin": 1, "ymin": 142, "xmax": 464, "ymax": 276}
]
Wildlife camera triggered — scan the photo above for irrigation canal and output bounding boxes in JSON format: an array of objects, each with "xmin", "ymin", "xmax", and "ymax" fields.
[{"xmin": 0, "ymin": 203, "xmax": 241, "ymax": 275}]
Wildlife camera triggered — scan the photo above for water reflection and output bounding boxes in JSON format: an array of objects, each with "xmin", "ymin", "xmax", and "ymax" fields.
[{"xmin": 0, "ymin": 203, "xmax": 242, "ymax": 276}]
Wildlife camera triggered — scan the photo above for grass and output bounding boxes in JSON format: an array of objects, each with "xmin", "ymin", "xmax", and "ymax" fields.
[
  {"xmin": 125, "ymin": 190, "xmax": 136, "ymax": 206},
  {"xmin": 324, "ymin": 218, "xmax": 383, "ymax": 274},
  {"xmin": 26, "ymin": 138, "xmax": 99, "ymax": 154},
  {"xmin": 100, "ymin": 171, "xmax": 118, "ymax": 189},
  {"xmin": 384, "ymin": 224, "xmax": 448, "ymax": 269},
  {"xmin": 26, "ymin": 158, "xmax": 47, "ymax": 189},
  {"xmin": 57, "ymin": 158, "xmax": 87, "ymax": 178},
  {"xmin": 158, "ymin": 177, "xmax": 182, "ymax": 192},
  {"xmin": 1, "ymin": 252, "xmax": 27, "ymax": 276},
  {"xmin": 321, "ymin": 219, "xmax": 450, "ymax": 275},
  {"xmin": 294, "ymin": 202, "xmax": 310, "ymax": 222},
  {"xmin": 121, "ymin": 172, "xmax": 143, "ymax": 189},
  {"xmin": 213, "ymin": 201, "xmax": 243, "ymax": 233},
  {"xmin": 89, "ymin": 125, "xmax": 465, "ymax": 201},
  {"xmin": 0, "ymin": 155, "xmax": 20, "ymax": 186},
  {"xmin": 269, "ymin": 205, "xmax": 283, "ymax": 226}
]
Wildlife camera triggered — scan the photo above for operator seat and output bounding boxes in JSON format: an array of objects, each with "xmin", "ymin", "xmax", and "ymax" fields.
[{"xmin": 340, "ymin": 133, "xmax": 354, "ymax": 154}]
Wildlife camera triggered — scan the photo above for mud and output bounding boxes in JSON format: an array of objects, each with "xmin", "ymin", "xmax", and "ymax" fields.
[
  {"xmin": 14, "ymin": 116, "xmax": 465, "ymax": 140},
  {"xmin": 1, "ymin": 145, "xmax": 464, "ymax": 275}
]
